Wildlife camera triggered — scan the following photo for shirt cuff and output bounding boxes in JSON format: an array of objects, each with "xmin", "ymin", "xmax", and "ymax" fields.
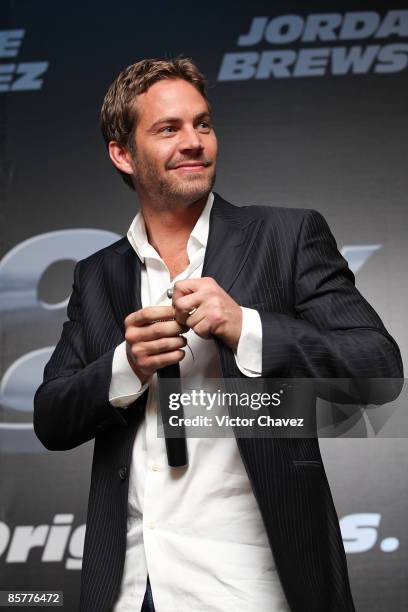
[
  {"xmin": 109, "ymin": 341, "xmax": 149, "ymax": 408},
  {"xmin": 234, "ymin": 307, "xmax": 262, "ymax": 377}
]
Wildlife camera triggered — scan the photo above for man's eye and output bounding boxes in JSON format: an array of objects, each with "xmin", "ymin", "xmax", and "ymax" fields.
[
  {"xmin": 198, "ymin": 121, "xmax": 211, "ymax": 130},
  {"xmin": 161, "ymin": 126, "xmax": 175, "ymax": 134}
]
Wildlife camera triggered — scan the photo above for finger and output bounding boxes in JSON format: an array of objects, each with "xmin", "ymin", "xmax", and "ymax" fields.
[
  {"xmin": 173, "ymin": 278, "xmax": 202, "ymax": 293},
  {"xmin": 126, "ymin": 319, "xmax": 188, "ymax": 343},
  {"xmin": 185, "ymin": 307, "xmax": 206, "ymax": 330},
  {"xmin": 174, "ymin": 293, "xmax": 202, "ymax": 315},
  {"xmin": 190, "ymin": 317, "xmax": 212, "ymax": 339},
  {"xmin": 174, "ymin": 298, "xmax": 202, "ymax": 326},
  {"xmin": 143, "ymin": 335, "xmax": 187, "ymax": 356},
  {"xmin": 185, "ymin": 306, "xmax": 212, "ymax": 335},
  {"xmin": 125, "ymin": 306, "xmax": 175, "ymax": 327},
  {"xmin": 172, "ymin": 278, "xmax": 204, "ymax": 303},
  {"xmin": 149, "ymin": 349, "xmax": 186, "ymax": 370}
]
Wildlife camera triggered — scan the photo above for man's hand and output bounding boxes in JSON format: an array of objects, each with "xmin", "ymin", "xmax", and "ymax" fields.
[
  {"xmin": 172, "ymin": 277, "xmax": 243, "ymax": 350},
  {"xmin": 124, "ymin": 306, "xmax": 188, "ymax": 384}
]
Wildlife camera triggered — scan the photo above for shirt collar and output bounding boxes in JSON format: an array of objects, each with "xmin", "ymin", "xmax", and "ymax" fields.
[{"xmin": 127, "ymin": 192, "xmax": 214, "ymax": 263}]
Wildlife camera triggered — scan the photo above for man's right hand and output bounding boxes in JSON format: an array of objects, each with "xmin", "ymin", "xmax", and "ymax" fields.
[{"xmin": 124, "ymin": 306, "xmax": 188, "ymax": 384}]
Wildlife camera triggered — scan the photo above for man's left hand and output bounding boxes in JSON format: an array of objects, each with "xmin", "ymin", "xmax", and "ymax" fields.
[{"xmin": 172, "ymin": 277, "xmax": 242, "ymax": 351}]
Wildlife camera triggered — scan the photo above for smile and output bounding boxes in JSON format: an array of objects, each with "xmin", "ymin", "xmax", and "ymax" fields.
[{"xmin": 173, "ymin": 164, "xmax": 206, "ymax": 171}]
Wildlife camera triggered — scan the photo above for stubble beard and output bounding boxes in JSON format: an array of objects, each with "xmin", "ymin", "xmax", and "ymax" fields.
[{"xmin": 132, "ymin": 154, "xmax": 216, "ymax": 210}]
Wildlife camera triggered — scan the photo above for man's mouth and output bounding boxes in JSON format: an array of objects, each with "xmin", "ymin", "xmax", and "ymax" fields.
[{"xmin": 170, "ymin": 160, "xmax": 212, "ymax": 171}]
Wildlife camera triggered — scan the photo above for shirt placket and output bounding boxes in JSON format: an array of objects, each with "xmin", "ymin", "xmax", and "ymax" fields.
[{"xmin": 141, "ymin": 242, "xmax": 205, "ymax": 611}]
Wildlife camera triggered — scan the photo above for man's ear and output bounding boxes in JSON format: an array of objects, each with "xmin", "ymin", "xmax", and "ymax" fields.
[{"xmin": 108, "ymin": 141, "xmax": 134, "ymax": 176}]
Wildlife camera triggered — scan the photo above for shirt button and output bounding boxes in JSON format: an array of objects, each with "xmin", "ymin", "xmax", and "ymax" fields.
[
  {"xmin": 147, "ymin": 520, "xmax": 156, "ymax": 529},
  {"xmin": 118, "ymin": 465, "xmax": 128, "ymax": 480},
  {"xmin": 151, "ymin": 464, "xmax": 161, "ymax": 471}
]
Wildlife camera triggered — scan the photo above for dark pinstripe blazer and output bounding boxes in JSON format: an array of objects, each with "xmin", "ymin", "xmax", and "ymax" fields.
[{"xmin": 34, "ymin": 193, "xmax": 403, "ymax": 612}]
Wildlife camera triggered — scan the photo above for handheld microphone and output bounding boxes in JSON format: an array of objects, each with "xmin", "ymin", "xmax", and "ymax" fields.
[
  {"xmin": 156, "ymin": 287, "xmax": 188, "ymax": 469},
  {"xmin": 157, "ymin": 363, "xmax": 188, "ymax": 469}
]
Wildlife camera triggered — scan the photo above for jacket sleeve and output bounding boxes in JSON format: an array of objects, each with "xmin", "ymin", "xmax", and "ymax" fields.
[
  {"xmin": 260, "ymin": 210, "xmax": 403, "ymax": 401},
  {"xmin": 33, "ymin": 261, "xmax": 130, "ymax": 451}
]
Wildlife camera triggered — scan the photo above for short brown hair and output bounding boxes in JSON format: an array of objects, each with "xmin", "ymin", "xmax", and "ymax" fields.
[{"xmin": 100, "ymin": 57, "xmax": 210, "ymax": 190}]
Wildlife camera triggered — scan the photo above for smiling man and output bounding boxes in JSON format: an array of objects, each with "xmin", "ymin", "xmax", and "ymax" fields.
[
  {"xmin": 34, "ymin": 58, "xmax": 403, "ymax": 612},
  {"xmin": 116, "ymin": 78, "xmax": 216, "ymax": 204}
]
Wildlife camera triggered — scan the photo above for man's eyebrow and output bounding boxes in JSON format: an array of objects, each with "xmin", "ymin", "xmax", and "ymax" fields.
[{"xmin": 148, "ymin": 111, "xmax": 212, "ymax": 132}]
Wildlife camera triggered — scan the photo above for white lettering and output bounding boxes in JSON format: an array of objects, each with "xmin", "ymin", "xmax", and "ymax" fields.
[
  {"xmin": 331, "ymin": 45, "xmax": 379, "ymax": 75},
  {"xmin": 302, "ymin": 13, "xmax": 342, "ymax": 42},
  {"xmin": 6, "ymin": 526, "xmax": 49, "ymax": 562},
  {"xmin": 375, "ymin": 43, "xmax": 408, "ymax": 74},
  {"xmin": 206, "ymin": 392, "xmax": 217, "ymax": 411},
  {"xmin": 0, "ymin": 516, "xmax": 86, "ymax": 569},
  {"xmin": 42, "ymin": 514, "xmax": 74, "ymax": 562},
  {"xmin": 293, "ymin": 48, "xmax": 330, "ymax": 77},
  {"xmin": 340, "ymin": 12, "xmax": 380, "ymax": 40},
  {"xmin": 0, "ymin": 522, "xmax": 10, "ymax": 556},
  {"xmin": 238, "ymin": 17, "xmax": 268, "ymax": 46},
  {"xmin": 11, "ymin": 62, "xmax": 49, "ymax": 91},
  {"xmin": 0, "ymin": 63, "xmax": 14, "ymax": 91},
  {"xmin": 0, "ymin": 30, "xmax": 24, "ymax": 58},
  {"xmin": 256, "ymin": 50, "xmax": 296, "ymax": 79},
  {"xmin": 375, "ymin": 10, "xmax": 408, "ymax": 39},
  {"xmin": 66, "ymin": 525, "xmax": 86, "ymax": 570},
  {"xmin": 218, "ymin": 52, "xmax": 259, "ymax": 81},
  {"xmin": 265, "ymin": 15, "xmax": 304, "ymax": 45},
  {"xmin": 340, "ymin": 513, "xmax": 380, "ymax": 553}
]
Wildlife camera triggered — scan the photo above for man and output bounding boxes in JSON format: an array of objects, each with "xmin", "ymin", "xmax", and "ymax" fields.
[{"xmin": 34, "ymin": 58, "xmax": 403, "ymax": 612}]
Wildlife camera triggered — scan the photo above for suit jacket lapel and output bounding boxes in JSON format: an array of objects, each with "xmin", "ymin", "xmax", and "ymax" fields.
[
  {"xmin": 202, "ymin": 193, "xmax": 263, "ymax": 293},
  {"xmin": 103, "ymin": 237, "xmax": 142, "ymax": 337}
]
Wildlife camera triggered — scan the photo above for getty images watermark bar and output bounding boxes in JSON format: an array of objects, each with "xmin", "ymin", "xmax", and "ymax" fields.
[{"xmin": 156, "ymin": 378, "xmax": 407, "ymax": 438}]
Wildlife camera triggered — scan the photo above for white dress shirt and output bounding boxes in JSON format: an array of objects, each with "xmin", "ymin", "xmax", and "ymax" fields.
[{"xmin": 109, "ymin": 193, "xmax": 290, "ymax": 611}]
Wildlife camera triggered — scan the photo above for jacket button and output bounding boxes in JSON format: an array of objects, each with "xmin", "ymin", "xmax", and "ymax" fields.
[{"xmin": 118, "ymin": 465, "xmax": 128, "ymax": 480}]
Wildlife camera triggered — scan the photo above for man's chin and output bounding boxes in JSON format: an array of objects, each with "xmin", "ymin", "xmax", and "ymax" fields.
[{"xmin": 166, "ymin": 176, "xmax": 215, "ymax": 203}]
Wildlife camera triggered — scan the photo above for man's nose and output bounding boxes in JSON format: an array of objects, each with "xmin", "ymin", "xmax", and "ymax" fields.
[{"xmin": 179, "ymin": 126, "xmax": 204, "ymax": 152}]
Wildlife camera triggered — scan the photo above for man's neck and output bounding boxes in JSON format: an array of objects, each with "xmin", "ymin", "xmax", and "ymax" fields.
[{"xmin": 140, "ymin": 195, "xmax": 208, "ymax": 260}]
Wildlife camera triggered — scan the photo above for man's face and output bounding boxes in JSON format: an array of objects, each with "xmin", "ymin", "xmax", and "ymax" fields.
[{"xmin": 129, "ymin": 78, "xmax": 217, "ymax": 207}]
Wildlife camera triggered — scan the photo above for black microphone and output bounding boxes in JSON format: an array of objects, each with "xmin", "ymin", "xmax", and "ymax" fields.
[
  {"xmin": 156, "ymin": 286, "xmax": 188, "ymax": 469},
  {"xmin": 157, "ymin": 363, "xmax": 188, "ymax": 469}
]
